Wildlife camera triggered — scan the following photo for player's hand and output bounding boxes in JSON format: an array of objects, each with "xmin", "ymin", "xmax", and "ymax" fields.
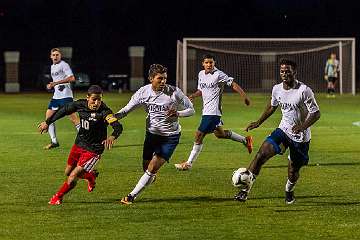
[
  {"xmin": 246, "ymin": 121, "xmax": 260, "ymax": 132},
  {"xmin": 167, "ymin": 108, "xmax": 179, "ymax": 117},
  {"xmin": 244, "ymin": 97, "xmax": 250, "ymax": 106},
  {"xmin": 324, "ymin": 75, "xmax": 328, "ymax": 81},
  {"xmin": 102, "ymin": 136, "xmax": 116, "ymax": 150},
  {"xmin": 38, "ymin": 121, "xmax": 49, "ymax": 134},
  {"xmin": 292, "ymin": 125, "xmax": 304, "ymax": 134},
  {"xmin": 188, "ymin": 95, "xmax": 195, "ymax": 102}
]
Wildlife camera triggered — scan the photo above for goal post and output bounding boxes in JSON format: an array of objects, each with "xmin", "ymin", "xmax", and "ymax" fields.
[{"xmin": 176, "ymin": 38, "xmax": 356, "ymax": 95}]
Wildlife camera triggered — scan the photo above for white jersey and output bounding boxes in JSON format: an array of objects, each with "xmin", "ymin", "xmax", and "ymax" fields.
[
  {"xmin": 117, "ymin": 84, "xmax": 194, "ymax": 136},
  {"xmin": 271, "ymin": 81, "xmax": 320, "ymax": 142},
  {"xmin": 51, "ymin": 60, "xmax": 74, "ymax": 99},
  {"xmin": 198, "ymin": 67, "xmax": 233, "ymax": 116}
]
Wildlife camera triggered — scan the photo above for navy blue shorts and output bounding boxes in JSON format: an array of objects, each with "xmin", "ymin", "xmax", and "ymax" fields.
[
  {"xmin": 143, "ymin": 132, "xmax": 180, "ymax": 161},
  {"xmin": 198, "ymin": 115, "xmax": 223, "ymax": 134},
  {"xmin": 48, "ymin": 97, "xmax": 73, "ymax": 110},
  {"xmin": 266, "ymin": 128, "xmax": 310, "ymax": 168}
]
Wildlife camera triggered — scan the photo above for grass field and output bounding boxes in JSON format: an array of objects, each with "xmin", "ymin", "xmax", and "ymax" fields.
[{"xmin": 1, "ymin": 92, "xmax": 360, "ymax": 240}]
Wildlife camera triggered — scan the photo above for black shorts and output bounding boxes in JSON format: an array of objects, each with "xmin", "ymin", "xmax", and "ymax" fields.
[{"xmin": 328, "ymin": 77, "xmax": 337, "ymax": 84}]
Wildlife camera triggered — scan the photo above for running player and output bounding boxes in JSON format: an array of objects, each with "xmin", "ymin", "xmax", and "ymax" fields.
[
  {"xmin": 44, "ymin": 48, "xmax": 80, "ymax": 150},
  {"xmin": 174, "ymin": 54, "xmax": 253, "ymax": 171},
  {"xmin": 116, "ymin": 64, "xmax": 194, "ymax": 204},
  {"xmin": 234, "ymin": 59, "xmax": 321, "ymax": 204},
  {"xmin": 38, "ymin": 85, "xmax": 123, "ymax": 205}
]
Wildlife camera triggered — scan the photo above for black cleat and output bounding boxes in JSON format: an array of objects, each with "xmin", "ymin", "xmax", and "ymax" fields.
[
  {"xmin": 234, "ymin": 190, "xmax": 248, "ymax": 202},
  {"xmin": 285, "ymin": 191, "xmax": 296, "ymax": 204},
  {"xmin": 44, "ymin": 142, "xmax": 59, "ymax": 150}
]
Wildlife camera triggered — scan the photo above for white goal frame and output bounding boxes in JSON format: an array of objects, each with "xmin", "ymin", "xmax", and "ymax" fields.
[{"xmin": 177, "ymin": 38, "xmax": 356, "ymax": 95}]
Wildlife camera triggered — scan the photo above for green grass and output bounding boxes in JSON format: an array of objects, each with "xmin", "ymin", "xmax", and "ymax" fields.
[{"xmin": 0, "ymin": 92, "xmax": 360, "ymax": 239}]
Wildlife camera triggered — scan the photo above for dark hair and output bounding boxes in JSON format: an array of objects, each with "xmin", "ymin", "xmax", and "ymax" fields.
[
  {"xmin": 148, "ymin": 64, "xmax": 167, "ymax": 79},
  {"xmin": 280, "ymin": 58, "xmax": 297, "ymax": 70},
  {"xmin": 87, "ymin": 85, "xmax": 103, "ymax": 95},
  {"xmin": 202, "ymin": 54, "xmax": 215, "ymax": 62}
]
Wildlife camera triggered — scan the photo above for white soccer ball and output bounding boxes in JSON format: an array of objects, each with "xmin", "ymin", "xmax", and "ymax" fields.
[{"xmin": 232, "ymin": 167, "xmax": 251, "ymax": 187}]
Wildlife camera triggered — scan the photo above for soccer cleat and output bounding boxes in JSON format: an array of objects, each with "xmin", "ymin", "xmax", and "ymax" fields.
[
  {"xmin": 48, "ymin": 194, "xmax": 62, "ymax": 205},
  {"xmin": 120, "ymin": 194, "xmax": 135, "ymax": 205},
  {"xmin": 174, "ymin": 162, "xmax": 192, "ymax": 171},
  {"xmin": 87, "ymin": 170, "xmax": 99, "ymax": 192},
  {"xmin": 44, "ymin": 142, "xmax": 60, "ymax": 150},
  {"xmin": 245, "ymin": 136, "xmax": 253, "ymax": 154},
  {"xmin": 234, "ymin": 190, "xmax": 248, "ymax": 202},
  {"xmin": 285, "ymin": 191, "xmax": 296, "ymax": 204}
]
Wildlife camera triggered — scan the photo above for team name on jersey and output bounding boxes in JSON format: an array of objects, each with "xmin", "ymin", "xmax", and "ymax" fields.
[
  {"xmin": 279, "ymin": 102, "xmax": 297, "ymax": 111},
  {"xmin": 148, "ymin": 104, "xmax": 170, "ymax": 112},
  {"xmin": 199, "ymin": 82, "xmax": 217, "ymax": 89},
  {"xmin": 51, "ymin": 69, "xmax": 64, "ymax": 77}
]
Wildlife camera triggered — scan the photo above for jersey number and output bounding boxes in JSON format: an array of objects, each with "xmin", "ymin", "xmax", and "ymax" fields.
[{"xmin": 81, "ymin": 119, "xmax": 90, "ymax": 130}]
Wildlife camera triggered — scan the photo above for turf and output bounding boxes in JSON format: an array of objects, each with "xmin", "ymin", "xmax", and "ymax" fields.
[{"xmin": 0, "ymin": 92, "xmax": 359, "ymax": 240}]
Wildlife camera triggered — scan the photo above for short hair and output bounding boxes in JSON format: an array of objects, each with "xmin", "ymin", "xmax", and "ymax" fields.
[
  {"xmin": 280, "ymin": 58, "xmax": 297, "ymax": 70},
  {"xmin": 50, "ymin": 48, "xmax": 61, "ymax": 54},
  {"xmin": 202, "ymin": 54, "xmax": 215, "ymax": 62},
  {"xmin": 148, "ymin": 64, "xmax": 167, "ymax": 79},
  {"xmin": 87, "ymin": 85, "xmax": 103, "ymax": 95}
]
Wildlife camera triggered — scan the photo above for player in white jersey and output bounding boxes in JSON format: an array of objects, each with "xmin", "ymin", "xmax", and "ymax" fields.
[
  {"xmin": 115, "ymin": 64, "xmax": 194, "ymax": 204},
  {"xmin": 43, "ymin": 48, "xmax": 80, "ymax": 150},
  {"xmin": 175, "ymin": 54, "xmax": 253, "ymax": 171},
  {"xmin": 234, "ymin": 59, "xmax": 321, "ymax": 204}
]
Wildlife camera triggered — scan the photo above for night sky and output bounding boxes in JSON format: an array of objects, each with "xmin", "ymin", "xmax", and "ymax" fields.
[{"xmin": 0, "ymin": 0, "xmax": 359, "ymax": 89}]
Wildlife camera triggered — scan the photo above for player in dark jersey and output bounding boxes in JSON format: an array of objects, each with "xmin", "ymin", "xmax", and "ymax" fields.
[{"xmin": 38, "ymin": 85, "xmax": 123, "ymax": 205}]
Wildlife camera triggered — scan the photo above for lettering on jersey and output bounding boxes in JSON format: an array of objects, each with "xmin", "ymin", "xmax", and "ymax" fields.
[
  {"xmin": 279, "ymin": 102, "xmax": 296, "ymax": 111},
  {"xmin": 199, "ymin": 82, "xmax": 218, "ymax": 89},
  {"xmin": 88, "ymin": 113, "xmax": 98, "ymax": 122},
  {"xmin": 148, "ymin": 104, "xmax": 170, "ymax": 113},
  {"xmin": 51, "ymin": 69, "xmax": 64, "ymax": 77}
]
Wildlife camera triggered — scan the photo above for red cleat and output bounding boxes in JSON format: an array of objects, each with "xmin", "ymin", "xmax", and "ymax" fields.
[
  {"xmin": 87, "ymin": 170, "xmax": 99, "ymax": 192},
  {"xmin": 245, "ymin": 136, "xmax": 253, "ymax": 154},
  {"xmin": 48, "ymin": 194, "xmax": 62, "ymax": 205}
]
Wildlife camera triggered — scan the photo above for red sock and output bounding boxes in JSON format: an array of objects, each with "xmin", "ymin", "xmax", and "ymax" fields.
[
  {"xmin": 81, "ymin": 172, "xmax": 95, "ymax": 182},
  {"xmin": 56, "ymin": 182, "xmax": 74, "ymax": 198}
]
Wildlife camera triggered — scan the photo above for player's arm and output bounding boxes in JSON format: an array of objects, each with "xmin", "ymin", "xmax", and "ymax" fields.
[
  {"xmin": 38, "ymin": 102, "xmax": 78, "ymax": 133},
  {"xmin": 246, "ymin": 101, "xmax": 277, "ymax": 132},
  {"xmin": 102, "ymin": 113, "xmax": 123, "ymax": 150},
  {"xmin": 292, "ymin": 110, "xmax": 321, "ymax": 134},
  {"xmin": 168, "ymin": 88, "xmax": 195, "ymax": 117},
  {"xmin": 114, "ymin": 90, "xmax": 143, "ymax": 119},
  {"xmin": 188, "ymin": 89, "xmax": 202, "ymax": 102},
  {"xmin": 231, "ymin": 81, "xmax": 250, "ymax": 106},
  {"xmin": 47, "ymin": 75, "xmax": 75, "ymax": 89}
]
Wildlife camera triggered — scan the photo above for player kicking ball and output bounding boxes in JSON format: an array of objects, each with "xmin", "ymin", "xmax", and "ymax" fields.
[{"xmin": 38, "ymin": 85, "xmax": 123, "ymax": 205}]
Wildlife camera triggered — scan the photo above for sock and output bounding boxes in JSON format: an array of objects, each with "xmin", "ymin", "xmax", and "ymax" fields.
[
  {"xmin": 229, "ymin": 131, "xmax": 246, "ymax": 143},
  {"xmin": 186, "ymin": 143, "xmax": 203, "ymax": 165},
  {"xmin": 129, "ymin": 170, "xmax": 156, "ymax": 198},
  {"xmin": 285, "ymin": 179, "xmax": 296, "ymax": 192},
  {"xmin": 75, "ymin": 123, "xmax": 81, "ymax": 132},
  {"xmin": 327, "ymin": 88, "xmax": 331, "ymax": 94},
  {"xmin": 56, "ymin": 182, "xmax": 75, "ymax": 198},
  {"xmin": 48, "ymin": 123, "xmax": 57, "ymax": 144},
  {"xmin": 79, "ymin": 172, "xmax": 95, "ymax": 182}
]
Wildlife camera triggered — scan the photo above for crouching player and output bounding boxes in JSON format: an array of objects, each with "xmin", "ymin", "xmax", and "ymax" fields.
[{"xmin": 38, "ymin": 85, "xmax": 123, "ymax": 205}]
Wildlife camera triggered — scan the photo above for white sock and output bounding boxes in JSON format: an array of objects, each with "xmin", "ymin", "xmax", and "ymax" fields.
[
  {"xmin": 130, "ymin": 170, "xmax": 156, "ymax": 198},
  {"xmin": 186, "ymin": 143, "xmax": 203, "ymax": 165},
  {"xmin": 285, "ymin": 179, "xmax": 296, "ymax": 192},
  {"xmin": 229, "ymin": 131, "xmax": 246, "ymax": 143},
  {"xmin": 48, "ymin": 123, "xmax": 57, "ymax": 144},
  {"xmin": 75, "ymin": 123, "xmax": 80, "ymax": 132}
]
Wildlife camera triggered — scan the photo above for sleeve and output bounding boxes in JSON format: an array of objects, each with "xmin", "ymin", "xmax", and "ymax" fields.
[
  {"xmin": 270, "ymin": 87, "xmax": 279, "ymax": 107},
  {"xmin": 45, "ymin": 101, "xmax": 78, "ymax": 125},
  {"xmin": 218, "ymin": 71, "xmax": 234, "ymax": 87},
  {"xmin": 102, "ymin": 106, "xmax": 123, "ymax": 139},
  {"xmin": 175, "ymin": 87, "xmax": 195, "ymax": 117},
  {"xmin": 115, "ymin": 89, "xmax": 143, "ymax": 119},
  {"xmin": 303, "ymin": 87, "xmax": 320, "ymax": 114},
  {"xmin": 63, "ymin": 62, "xmax": 74, "ymax": 77}
]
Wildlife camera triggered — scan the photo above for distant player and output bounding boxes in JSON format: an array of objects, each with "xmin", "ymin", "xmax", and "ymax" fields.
[
  {"xmin": 116, "ymin": 64, "xmax": 194, "ymax": 204},
  {"xmin": 174, "ymin": 54, "xmax": 253, "ymax": 171},
  {"xmin": 44, "ymin": 48, "xmax": 80, "ymax": 150},
  {"xmin": 324, "ymin": 53, "xmax": 339, "ymax": 98},
  {"xmin": 38, "ymin": 85, "xmax": 123, "ymax": 205},
  {"xmin": 234, "ymin": 59, "xmax": 320, "ymax": 204}
]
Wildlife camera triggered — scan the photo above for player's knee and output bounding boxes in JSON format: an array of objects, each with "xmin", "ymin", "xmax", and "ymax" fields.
[{"xmin": 214, "ymin": 130, "xmax": 226, "ymax": 138}]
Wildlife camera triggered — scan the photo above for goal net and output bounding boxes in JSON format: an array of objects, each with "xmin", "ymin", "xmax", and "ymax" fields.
[{"xmin": 176, "ymin": 38, "xmax": 356, "ymax": 95}]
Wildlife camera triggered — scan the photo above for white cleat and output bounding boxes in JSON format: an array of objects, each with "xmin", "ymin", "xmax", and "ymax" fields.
[{"xmin": 174, "ymin": 162, "xmax": 192, "ymax": 171}]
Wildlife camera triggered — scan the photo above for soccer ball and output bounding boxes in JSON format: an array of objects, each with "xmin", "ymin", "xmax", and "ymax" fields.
[{"xmin": 232, "ymin": 167, "xmax": 251, "ymax": 187}]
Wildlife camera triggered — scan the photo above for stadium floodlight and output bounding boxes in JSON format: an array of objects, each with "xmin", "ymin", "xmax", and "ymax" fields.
[{"xmin": 177, "ymin": 38, "xmax": 356, "ymax": 95}]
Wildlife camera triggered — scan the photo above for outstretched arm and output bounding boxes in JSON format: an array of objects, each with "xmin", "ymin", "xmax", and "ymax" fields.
[
  {"xmin": 246, "ymin": 101, "xmax": 277, "ymax": 131},
  {"xmin": 232, "ymin": 82, "xmax": 250, "ymax": 106}
]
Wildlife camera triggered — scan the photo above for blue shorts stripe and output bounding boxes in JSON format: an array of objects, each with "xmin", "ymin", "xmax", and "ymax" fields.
[{"xmin": 265, "ymin": 137, "xmax": 281, "ymax": 154}]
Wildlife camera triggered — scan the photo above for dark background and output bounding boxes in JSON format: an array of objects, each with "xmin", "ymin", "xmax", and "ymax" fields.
[{"xmin": 0, "ymin": 0, "xmax": 359, "ymax": 90}]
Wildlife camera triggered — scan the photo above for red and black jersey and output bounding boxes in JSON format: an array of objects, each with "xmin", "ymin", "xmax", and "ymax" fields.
[{"xmin": 46, "ymin": 99, "xmax": 122, "ymax": 154}]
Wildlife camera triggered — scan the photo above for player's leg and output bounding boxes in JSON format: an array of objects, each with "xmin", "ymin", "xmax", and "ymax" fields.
[
  {"xmin": 213, "ymin": 126, "xmax": 253, "ymax": 153},
  {"xmin": 44, "ymin": 105, "xmax": 59, "ymax": 149}
]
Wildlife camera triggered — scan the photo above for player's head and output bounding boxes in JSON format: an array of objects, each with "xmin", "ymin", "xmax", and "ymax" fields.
[
  {"xmin": 330, "ymin": 53, "xmax": 337, "ymax": 59},
  {"xmin": 279, "ymin": 59, "xmax": 297, "ymax": 85},
  {"xmin": 148, "ymin": 64, "xmax": 167, "ymax": 91},
  {"xmin": 202, "ymin": 54, "xmax": 216, "ymax": 73},
  {"xmin": 50, "ymin": 48, "xmax": 62, "ymax": 64},
  {"xmin": 87, "ymin": 85, "xmax": 103, "ymax": 111}
]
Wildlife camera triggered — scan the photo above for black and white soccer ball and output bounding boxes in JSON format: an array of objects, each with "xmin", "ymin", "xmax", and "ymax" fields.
[{"xmin": 232, "ymin": 167, "xmax": 252, "ymax": 187}]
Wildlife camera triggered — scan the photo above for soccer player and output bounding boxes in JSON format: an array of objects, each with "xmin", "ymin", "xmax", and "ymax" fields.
[
  {"xmin": 174, "ymin": 54, "xmax": 253, "ymax": 171},
  {"xmin": 234, "ymin": 59, "xmax": 320, "ymax": 204},
  {"xmin": 115, "ymin": 64, "xmax": 194, "ymax": 204},
  {"xmin": 324, "ymin": 53, "xmax": 339, "ymax": 98},
  {"xmin": 43, "ymin": 48, "xmax": 80, "ymax": 150},
  {"xmin": 38, "ymin": 85, "xmax": 123, "ymax": 205}
]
